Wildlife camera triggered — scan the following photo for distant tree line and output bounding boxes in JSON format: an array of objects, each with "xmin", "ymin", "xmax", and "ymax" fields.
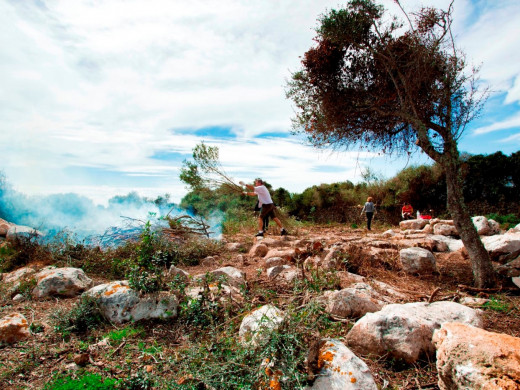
[{"xmin": 180, "ymin": 151, "xmax": 520, "ymax": 228}]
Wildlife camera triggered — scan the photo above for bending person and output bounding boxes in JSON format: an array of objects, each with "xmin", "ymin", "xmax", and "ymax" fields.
[{"xmin": 241, "ymin": 179, "xmax": 288, "ymax": 237}]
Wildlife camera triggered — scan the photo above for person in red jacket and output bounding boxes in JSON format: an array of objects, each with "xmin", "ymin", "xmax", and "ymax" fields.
[{"xmin": 401, "ymin": 202, "xmax": 414, "ymax": 220}]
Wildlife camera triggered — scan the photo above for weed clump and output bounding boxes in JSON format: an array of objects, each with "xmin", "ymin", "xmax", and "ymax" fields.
[{"xmin": 51, "ymin": 295, "xmax": 105, "ymax": 337}]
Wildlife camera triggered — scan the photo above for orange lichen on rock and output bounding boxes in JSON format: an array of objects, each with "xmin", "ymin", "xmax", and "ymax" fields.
[
  {"xmin": 317, "ymin": 349, "xmax": 335, "ymax": 369},
  {"xmin": 103, "ymin": 283, "xmax": 129, "ymax": 296},
  {"xmin": 351, "ymin": 377, "xmax": 357, "ymax": 383}
]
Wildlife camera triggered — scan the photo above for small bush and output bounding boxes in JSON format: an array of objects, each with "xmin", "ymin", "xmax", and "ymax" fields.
[
  {"xmin": 52, "ymin": 295, "xmax": 105, "ymax": 336},
  {"xmin": 0, "ymin": 235, "xmax": 52, "ymax": 272}
]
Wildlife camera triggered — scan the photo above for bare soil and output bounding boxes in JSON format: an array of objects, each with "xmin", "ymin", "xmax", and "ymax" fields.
[{"xmin": 1, "ymin": 224, "xmax": 519, "ymax": 389}]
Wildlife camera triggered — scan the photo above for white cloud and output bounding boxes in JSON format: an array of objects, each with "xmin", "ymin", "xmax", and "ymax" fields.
[
  {"xmin": 473, "ymin": 112, "xmax": 520, "ymax": 135},
  {"xmin": 1, "ymin": 0, "xmax": 519, "ymax": 206}
]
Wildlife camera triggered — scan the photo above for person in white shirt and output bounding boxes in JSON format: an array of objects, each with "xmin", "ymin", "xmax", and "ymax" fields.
[{"xmin": 240, "ymin": 178, "xmax": 288, "ymax": 237}]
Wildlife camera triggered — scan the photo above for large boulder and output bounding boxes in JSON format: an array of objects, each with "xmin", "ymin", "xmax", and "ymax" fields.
[
  {"xmin": 472, "ymin": 216, "xmax": 492, "ymax": 236},
  {"xmin": 481, "ymin": 232, "xmax": 520, "ymax": 262},
  {"xmin": 430, "ymin": 235, "xmax": 464, "ymax": 252},
  {"xmin": 307, "ymin": 339, "xmax": 377, "ymax": 390},
  {"xmin": 6, "ymin": 224, "xmax": 45, "ymax": 238},
  {"xmin": 433, "ymin": 223, "xmax": 459, "ymax": 237},
  {"xmin": 399, "ymin": 247, "xmax": 437, "ymax": 274},
  {"xmin": 319, "ymin": 283, "xmax": 386, "ymax": 319},
  {"xmin": 239, "ymin": 304, "xmax": 284, "ymax": 347},
  {"xmin": 32, "ymin": 267, "xmax": 93, "ymax": 299},
  {"xmin": 346, "ymin": 301, "xmax": 483, "ymax": 363},
  {"xmin": 400, "ymin": 219, "xmax": 429, "ymax": 231},
  {"xmin": 0, "ymin": 313, "xmax": 30, "ymax": 344},
  {"xmin": 433, "ymin": 322, "xmax": 520, "ymax": 390},
  {"xmin": 84, "ymin": 281, "xmax": 178, "ymax": 324}
]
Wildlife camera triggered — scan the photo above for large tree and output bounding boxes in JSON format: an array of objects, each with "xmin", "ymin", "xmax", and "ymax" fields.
[{"xmin": 286, "ymin": 0, "xmax": 496, "ymax": 287}]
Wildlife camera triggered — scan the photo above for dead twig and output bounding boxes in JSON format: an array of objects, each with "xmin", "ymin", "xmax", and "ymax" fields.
[{"xmin": 427, "ymin": 287, "xmax": 441, "ymax": 303}]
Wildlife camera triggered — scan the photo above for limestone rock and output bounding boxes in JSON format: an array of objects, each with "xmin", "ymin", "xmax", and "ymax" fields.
[
  {"xmin": 481, "ymin": 232, "xmax": 520, "ymax": 262},
  {"xmin": 209, "ymin": 266, "xmax": 246, "ymax": 288},
  {"xmin": 319, "ymin": 283, "xmax": 386, "ymax": 319},
  {"xmin": 249, "ymin": 243, "xmax": 269, "ymax": 257},
  {"xmin": 400, "ymin": 219, "xmax": 429, "ymax": 231},
  {"xmin": 239, "ymin": 304, "xmax": 284, "ymax": 347},
  {"xmin": 399, "ymin": 247, "xmax": 437, "ymax": 274},
  {"xmin": 433, "ymin": 322, "xmax": 520, "ymax": 390},
  {"xmin": 168, "ymin": 265, "xmax": 190, "ymax": 282},
  {"xmin": 430, "ymin": 235, "xmax": 464, "ymax": 252},
  {"xmin": 346, "ymin": 301, "xmax": 483, "ymax": 363},
  {"xmin": 264, "ymin": 256, "xmax": 286, "ymax": 268},
  {"xmin": 433, "ymin": 223, "xmax": 459, "ymax": 237},
  {"xmin": 0, "ymin": 313, "xmax": 30, "ymax": 344},
  {"xmin": 472, "ymin": 216, "xmax": 491, "ymax": 236},
  {"xmin": 6, "ymin": 224, "xmax": 44, "ymax": 238},
  {"xmin": 85, "ymin": 281, "xmax": 178, "ymax": 324},
  {"xmin": 33, "ymin": 267, "xmax": 93, "ymax": 299},
  {"xmin": 307, "ymin": 339, "xmax": 377, "ymax": 389}
]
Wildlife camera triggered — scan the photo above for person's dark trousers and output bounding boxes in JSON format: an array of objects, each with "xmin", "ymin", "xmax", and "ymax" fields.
[
  {"xmin": 263, "ymin": 215, "xmax": 269, "ymax": 231},
  {"xmin": 366, "ymin": 212, "xmax": 374, "ymax": 230}
]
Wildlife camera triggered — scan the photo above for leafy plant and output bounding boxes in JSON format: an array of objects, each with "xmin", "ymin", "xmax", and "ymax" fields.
[
  {"xmin": 44, "ymin": 373, "xmax": 120, "ymax": 390},
  {"xmin": 52, "ymin": 295, "xmax": 105, "ymax": 336},
  {"xmin": 483, "ymin": 296, "xmax": 512, "ymax": 313}
]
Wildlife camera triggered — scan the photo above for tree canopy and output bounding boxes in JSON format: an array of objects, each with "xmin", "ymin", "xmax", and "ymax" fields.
[{"xmin": 286, "ymin": 0, "xmax": 496, "ymax": 287}]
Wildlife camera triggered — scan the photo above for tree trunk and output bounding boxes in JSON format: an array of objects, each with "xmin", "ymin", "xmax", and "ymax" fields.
[{"xmin": 444, "ymin": 160, "xmax": 497, "ymax": 288}]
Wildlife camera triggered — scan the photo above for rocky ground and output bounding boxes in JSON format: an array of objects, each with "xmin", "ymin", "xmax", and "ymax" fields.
[{"xmin": 1, "ymin": 222, "xmax": 520, "ymax": 389}]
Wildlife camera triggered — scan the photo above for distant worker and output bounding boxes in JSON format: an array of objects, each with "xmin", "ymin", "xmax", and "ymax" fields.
[
  {"xmin": 401, "ymin": 202, "xmax": 414, "ymax": 220},
  {"xmin": 360, "ymin": 196, "xmax": 376, "ymax": 231},
  {"xmin": 240, "ymin": 179, "xmax": 288, "ymax": 237}
]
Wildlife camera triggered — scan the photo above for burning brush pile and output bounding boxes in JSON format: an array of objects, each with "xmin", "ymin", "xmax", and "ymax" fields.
[{"xmin": 93, "ymin": 213, "xmax": 214, "ymax": 247}]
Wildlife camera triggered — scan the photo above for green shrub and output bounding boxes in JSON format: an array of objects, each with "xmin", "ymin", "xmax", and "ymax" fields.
[
  {"xmin": 44, "ymin": 373, "xmax": 120, "ymax": 390},
  {"xmin": 486, "ymin": 213, "xmax": 520, "ymax": 229},
  {"xmin": 52, "ymin": 295, "xmax": 105, "ymax": 336}
]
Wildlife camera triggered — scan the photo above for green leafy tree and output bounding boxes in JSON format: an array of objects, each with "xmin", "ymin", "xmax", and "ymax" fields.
[{"xmin": 286, "ymin": 0, "xmax": 495, "ymax": 287}]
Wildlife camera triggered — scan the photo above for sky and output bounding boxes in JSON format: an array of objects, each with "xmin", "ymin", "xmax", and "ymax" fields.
[{"xmin": 1, "ymin": 0, "xmax": 520, "ymax": 207}]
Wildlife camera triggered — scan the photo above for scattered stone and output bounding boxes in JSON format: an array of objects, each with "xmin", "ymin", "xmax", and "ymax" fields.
[
  {"xmin": 433, "ymin": 322, "xmax": 520, "ymax": 390},
  {"xmin": 433, "ymin": 223, "xmax": 459, "ymax": 237},
  {"xmin": 307, "ymin": 339, "xmax": 377, "ymax": 389},
  {"xmin": 225, "ymin": 242, "xmax": 245, "ymax": 251},
  {"xmin": 12, "ymin": 294, "xmax": 24, "ymax": 302},
  {"xmin": 85, "ymin": 281, "xmax": 178, "ymax": 324},
  {"xmin": 459, "ymin": 297, "xmax": 490, "ymax": 307},
  {"xmin": 73, "ymin": 353, "xmax": 90, "ymax": 367},
  {"xmin": 346, "ymin": 301, "xmax": 483, "ymax": 363},
  {"xmin": 32, "ymin": 267, "xmax": 93, "ymax": 299},
  {"xmin": 201, "ymin": 256, "xmax": 217, "ymax": 267},
  {"xmin": 0, "ymin": 313, "xmax": 30, "ymax": 344},
  {"xmin": 267, "ymin": 265, "xmax": 292, "ymax": 280},
  {"xmin": 168, "ymin": 265, "xmax": 190, "ymax": 282},
  {"xmin": 239, "ymin": 304, "xmax": 284, "ymax": 347},
  {"xmin": 481, "ymin": 232, "xmax": 520, "ymax": 262},
  {"xmin": 399, "ymin": 247, "xmax": 437, "ymax": 274},
  {"xmin": 319, "ymin": 283, "xmax": 386, "ymax": 319},
  {"xmin": 249, "ymin": 243, "xmax": 269, "ymax": 258},
  {"xmin": 399, "ymin": 219, "xmax": 429, "ymax": 230},
  {"xmin": 265, "ymin": 256, "xmax": 286, "ymax": 268},
  {"xmin": 430, "ymin": 235, "xmax": 464, "ymax": 252},
  {"xmin": 472, "ymin": 216, "xmax": 491, "ymax": 236},
  {"xmin": 209, "ymin": 266, "xmax": 246, "ymax": 288}
]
